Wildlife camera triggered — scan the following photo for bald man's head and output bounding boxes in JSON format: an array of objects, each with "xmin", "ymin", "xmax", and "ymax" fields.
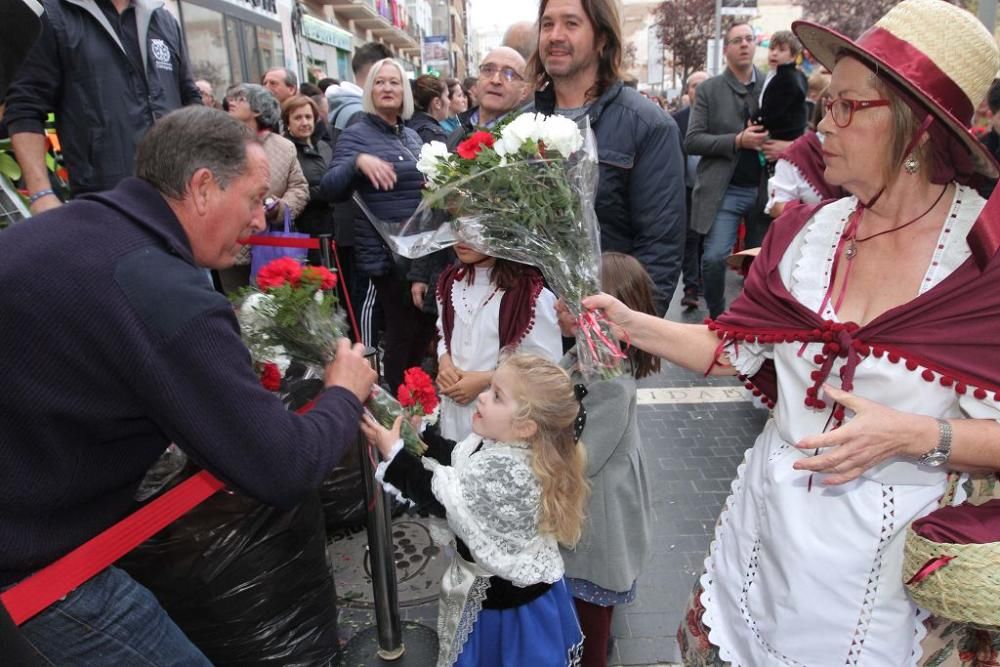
[
  {"xmin": 477, "ymin": 46, "xmax": 528, "ymax": 123},
  {"xmin": 502, "ymin": 21, "xmax": 537, "ymax": 61},
  {"xmin": 686, "ymin": 71, "xmax": 709, "ymax": 103}
]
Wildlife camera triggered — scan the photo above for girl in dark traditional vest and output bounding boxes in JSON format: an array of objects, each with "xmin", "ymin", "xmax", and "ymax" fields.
[{"xmin": 435, "ymin": 244, "xmax": 562, "ymax": 441}]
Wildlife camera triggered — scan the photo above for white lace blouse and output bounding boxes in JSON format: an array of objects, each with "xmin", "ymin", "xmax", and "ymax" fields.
[
  {"xmin": 377, "ymin": 433, "xmax": 564, "ymax": 587},
  {"xmin": 702, "ymin": 186, "xmax": 1000, "ymax": 666}
]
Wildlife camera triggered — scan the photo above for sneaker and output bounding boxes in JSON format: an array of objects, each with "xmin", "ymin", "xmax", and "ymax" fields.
[{"xmin": 681, "ymin": 288, "xmax": 699, "ymax": 309}]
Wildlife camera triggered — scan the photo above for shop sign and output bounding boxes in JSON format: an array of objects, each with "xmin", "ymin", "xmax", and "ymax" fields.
[
  {"xmin": 422, "ymin": 35, "xmax": 448, "ymax": 72},
  {"xmin": 302, "ymin": 15, "xmax": 353, "ymax": 51},
  {"xmin": 229, "ymin": 0, "xmax": 277, "ymax": 15}
]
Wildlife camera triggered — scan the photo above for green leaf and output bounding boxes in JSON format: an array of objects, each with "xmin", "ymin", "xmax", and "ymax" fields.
[{"xmin": 0, "ymin": 152, "xmax": 22, "ymax": 181}]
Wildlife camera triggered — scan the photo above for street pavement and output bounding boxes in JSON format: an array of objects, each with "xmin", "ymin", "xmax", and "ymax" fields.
[{"xmin": 329, "ymin": 273, "xmax": 763, "ymax": 666}]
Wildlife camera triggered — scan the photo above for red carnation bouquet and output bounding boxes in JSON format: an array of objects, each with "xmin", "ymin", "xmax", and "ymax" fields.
[
  {"xmin": 396, "ymin": 367, "xmax": 440, "ymax": 418},
  {"xmin": 366, "ymin": 367, "xmax": 437, "ymax": 456},
  {"xmin": 235, "ymin": 257, "xmax": 429, "ymax": 455}
]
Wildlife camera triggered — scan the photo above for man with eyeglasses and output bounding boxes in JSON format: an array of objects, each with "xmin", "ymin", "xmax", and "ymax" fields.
[
  {"xmin": 685, "ymin": 21, "xmax": 768, "ymax": 318},
  {"xmin": 445, "ymin": 46, "xmax": 527, "ymax": 149}
]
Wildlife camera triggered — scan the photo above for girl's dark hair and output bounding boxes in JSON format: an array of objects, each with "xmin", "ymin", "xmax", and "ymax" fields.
[
  {"xmin": 601, "ymin": 252, "xmax": 660, "ymax": 379},
  {"xmin": 462, "ymin": 257, "xmax": 538, "ymax": 291},
  {"xmin": 412, "ymin": 74, "xmax": 446, "ymax": 112}
]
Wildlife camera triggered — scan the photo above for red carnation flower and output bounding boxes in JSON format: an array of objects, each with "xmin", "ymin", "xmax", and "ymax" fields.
[
  {"xmin": 302, "ymin": 265, "xmax": 338, "ymax": 291},
  {"xmin": 397, "ymin": 367, "xmax": 439, "ymax": 415},
  {"xmin": 256, "ymin": 257, "xmax": 304, "ymax": 290},
  {"xmin": 397, "ymin": 383, "xmax": 416, "ymax": 408},
  {"xmin": 260, "ymin": 362, "xmax": 282, "ymax": 391},
  {"xmin": 456, "ymin": 131, "xmax": 495, "ymax": 160}
]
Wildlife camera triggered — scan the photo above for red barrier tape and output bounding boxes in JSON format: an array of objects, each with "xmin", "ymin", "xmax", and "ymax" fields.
[
  {"xmin": 239, "ymin": 236, "xmax": 321, "ymax": 249},
  {"xmin": 0, "ymin": 471, "xmax": 225, "ymax": 625}
]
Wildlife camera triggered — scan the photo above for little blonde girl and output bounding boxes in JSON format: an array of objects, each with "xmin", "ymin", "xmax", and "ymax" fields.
[
  {"xmin": 362, "ymin": 354, "xmax": 588, "ymax": 667},
  {"xmin": 435, "ymin": 243, "xmax": 563, "ymax": 441}
]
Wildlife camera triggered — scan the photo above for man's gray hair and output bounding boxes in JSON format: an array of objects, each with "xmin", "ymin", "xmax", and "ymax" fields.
[
  {"xmin": 266, "ymin": 66, "xmax": 298, "ymax": 88},
  {"xmin": 136, "ymin": 106, "xmax": 254, "ymax": 199},
  {"xmin": 231, "ymin": 83, "xmax": 281, "ymax": 131}
]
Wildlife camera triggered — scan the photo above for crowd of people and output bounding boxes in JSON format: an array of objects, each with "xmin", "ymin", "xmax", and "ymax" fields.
[{"xmin": 2, "ymin": 0, "xmax": 1000, "ymax": 664}]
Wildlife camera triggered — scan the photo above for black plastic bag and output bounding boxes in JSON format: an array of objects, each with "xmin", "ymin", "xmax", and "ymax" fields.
[{"xmin": 119, "ymin": 451, "xmax": 339, "ymax": 666}]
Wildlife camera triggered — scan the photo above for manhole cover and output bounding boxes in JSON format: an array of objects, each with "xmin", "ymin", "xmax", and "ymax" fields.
[{"xmin": 330, "ymin": 517, "xmax": 449, "ymax": 608}]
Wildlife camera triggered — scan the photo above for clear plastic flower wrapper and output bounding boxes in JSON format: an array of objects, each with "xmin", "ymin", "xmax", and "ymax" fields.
[
  {"xmin": 358, "ymin": 113, "xmax": 627, "ymax": 379},
  {"xmin": 232, "ymin": 257, "xmax": 428, "ymax": 455}
]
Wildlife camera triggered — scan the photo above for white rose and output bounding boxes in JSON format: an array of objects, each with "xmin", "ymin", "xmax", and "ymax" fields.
[
  {"xmin": 496, "ymin": 112, "xmax": 545, "ymax": 157},
  {"xmin": 238, "ymin": 292, "xmax": 274, "ymax": 331},
  {"xmin": 539, "ymin": 114, "xmax": 584, "ymax": 158},
  {"xmin": 416, "ymin": 141, "xmax": 451, "ymax": 184}
]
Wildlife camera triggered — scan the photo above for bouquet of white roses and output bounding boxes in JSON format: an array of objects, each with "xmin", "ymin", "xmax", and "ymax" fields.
[{"xmin": 360, "ymin": 112, "xmax": 626, "ymax": 379}]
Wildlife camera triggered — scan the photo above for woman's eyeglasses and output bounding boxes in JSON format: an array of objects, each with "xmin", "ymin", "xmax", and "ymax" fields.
[
  {"xmin": 479, "ymin": 64, "xmax": 524, "ymax": 82},
  {"xmin": 824, "ymin": 97, "xmax": 891, "ymax": 128}
]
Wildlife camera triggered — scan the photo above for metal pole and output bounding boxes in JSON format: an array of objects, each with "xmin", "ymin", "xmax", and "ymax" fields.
[
  {"xmin": 714, "ymin": 0, "xmax": 723, "ymax": 76},
  {"xmin": 357, "ymin": 348, "xmax": 405, "ymax": 660},
  {"xmin": 317, "ymin": 233, "xmax": 333, "ymax": 270},
  {"xmin": 979, "ymin": 0, "xmax": 997, "ymax": 34}
]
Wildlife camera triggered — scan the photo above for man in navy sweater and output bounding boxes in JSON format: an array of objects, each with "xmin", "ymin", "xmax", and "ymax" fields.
[{"xmin": 0, "ymin": 106, "xmax": 376, "ymax": 664}]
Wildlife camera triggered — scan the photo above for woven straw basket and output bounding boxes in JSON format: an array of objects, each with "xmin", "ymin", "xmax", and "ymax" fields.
[{"xmin": 903, "ymin": 526, "xmax": 1000, "ymax": 629}]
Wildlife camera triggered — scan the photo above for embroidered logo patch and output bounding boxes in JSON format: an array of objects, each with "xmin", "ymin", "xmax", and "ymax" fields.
[{"xmin": 151, "ymin": 38, "xmax": 173, "ymax": 71}]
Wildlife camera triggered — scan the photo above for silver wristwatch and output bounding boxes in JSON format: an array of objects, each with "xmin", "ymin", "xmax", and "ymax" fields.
[{"xmin": 918, "ymin": 418, "xmax": 953, "ymax": 467}]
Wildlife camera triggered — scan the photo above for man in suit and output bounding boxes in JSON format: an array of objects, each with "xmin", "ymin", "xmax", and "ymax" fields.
[
  {"xmin": 672, "ymin": 70, "xmax": 708, "ymax": 309},
  {"xmin": 686, "ymin": 22, "xmax": 767, "ymax": 318}
]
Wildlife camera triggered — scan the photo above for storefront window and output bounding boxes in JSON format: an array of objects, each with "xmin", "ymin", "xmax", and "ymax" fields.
[
  {"xmin": 255, "ymin": 26, "xmax": 283, "ymax": 76},
  {"xmin": 179, "ymin": 0, "xmax": 283, "ymax": 92},
  {"xmin": 241, "ymin": 21, "xmax": 261, "ymax": 83},
  {"xmin": 180, "ymin": 3, "xmax": 233, "ymax": 94}
]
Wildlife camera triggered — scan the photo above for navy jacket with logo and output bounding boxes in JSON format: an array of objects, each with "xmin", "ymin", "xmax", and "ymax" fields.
[{"xmin": 4, "ymin": 0, "xmax": 202, "ymax": 195}]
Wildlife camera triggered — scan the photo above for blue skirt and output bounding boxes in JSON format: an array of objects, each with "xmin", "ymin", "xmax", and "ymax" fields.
[{"xmin": 454, "ymin": 578, "xmax": 583, "ymax": 667}]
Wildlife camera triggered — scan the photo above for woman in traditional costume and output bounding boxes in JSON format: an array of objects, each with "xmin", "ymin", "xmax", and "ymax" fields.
[{"xmin": 586, "ymin": 0, "xmax": 1000, "ymax": 664}]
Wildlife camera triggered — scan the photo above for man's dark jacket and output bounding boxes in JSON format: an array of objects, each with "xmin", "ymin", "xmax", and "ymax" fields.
[
  {"xmin": 534, "ymin": 81, "xmax": 686, "ymax": 314},
  {"xmin": 0, "ymin": 178, "xmax": 363, "ymax": 587},
  {"xmin": 4, "ymin": 0, "xmax": 202, "ymax": 195}
]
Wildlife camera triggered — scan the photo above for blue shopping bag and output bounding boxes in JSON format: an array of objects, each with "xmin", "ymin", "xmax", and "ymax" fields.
[{"xmin": 250, "ymin": 206, "xmax": 310, "ymax": 285}]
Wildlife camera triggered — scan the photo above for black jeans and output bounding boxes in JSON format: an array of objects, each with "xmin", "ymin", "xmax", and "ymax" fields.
[
  {"xmin": 372, "ymin": 262, "xmax": 436, "ymax": 391},
  {"xmin": 682, "ymin": 188, "xmax": 703, "ymax": 293}
]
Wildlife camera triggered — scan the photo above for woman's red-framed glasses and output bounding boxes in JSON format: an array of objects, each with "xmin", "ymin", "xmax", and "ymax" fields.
[{"xmin": 825, "ymin": 97, "xmax": 891, "ymax": 128}]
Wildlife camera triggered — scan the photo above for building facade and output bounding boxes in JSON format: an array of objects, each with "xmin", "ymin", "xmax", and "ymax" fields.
[{"xmin": 169, "ymin": 0, "xmax": 454, "ymax": 98}]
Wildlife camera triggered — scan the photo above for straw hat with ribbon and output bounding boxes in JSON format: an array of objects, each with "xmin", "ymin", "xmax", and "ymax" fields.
[{"xmin": 793, "ymin": 0, "xmax": 1000, "ymax": 183}]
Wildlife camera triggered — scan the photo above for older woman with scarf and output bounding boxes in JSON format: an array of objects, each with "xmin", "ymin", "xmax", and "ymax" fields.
[
  {"xmin": 586, "ymin": 1, "xmax": 1000, "ymax": 664},
  {"xmin": 221, "ymin": 83, "xmax": 309, "ymax": 291},
  {"xmin": 282, "ymin": 94, "xmax": 333, "ymax": 265}
]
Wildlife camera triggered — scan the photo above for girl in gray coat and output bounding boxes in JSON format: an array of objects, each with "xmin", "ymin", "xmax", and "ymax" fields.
[{"xmin": 557, "ymin": 252, "xmax": 656, "ymax": 667}]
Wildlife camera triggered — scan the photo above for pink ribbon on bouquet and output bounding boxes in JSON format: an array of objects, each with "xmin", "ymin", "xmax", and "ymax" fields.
[{"xmin": 576, "ymin": 310, "xmax": 629, "ymax": 369}]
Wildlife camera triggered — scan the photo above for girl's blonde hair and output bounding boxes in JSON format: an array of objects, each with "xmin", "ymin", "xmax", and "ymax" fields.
[
  {"xmin": 361, "ymin": 58, "xmax": 414, "ymax": 120},
  {"xmin": 498, "ymin": 354, "xmax": 589, "ymax": 547}
]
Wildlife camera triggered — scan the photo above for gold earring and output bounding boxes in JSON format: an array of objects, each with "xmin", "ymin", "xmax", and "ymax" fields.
[{"xmin": 904, "ymin": 155, "xmax": 919, "ymax": 174}]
